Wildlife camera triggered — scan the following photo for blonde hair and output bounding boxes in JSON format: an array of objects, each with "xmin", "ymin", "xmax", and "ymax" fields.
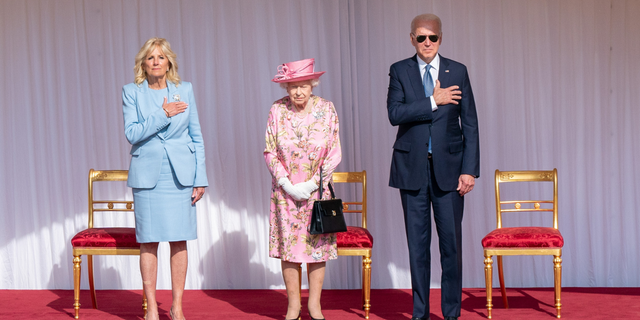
[{"xmin": 133, "ymin": 37, "xmax": 181, "ymax": 86}]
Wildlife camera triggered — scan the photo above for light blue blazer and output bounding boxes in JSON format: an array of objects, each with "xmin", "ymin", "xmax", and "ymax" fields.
[{"xmin": 122, "ymin": 80, "xmax": 208, "ymax": 189}]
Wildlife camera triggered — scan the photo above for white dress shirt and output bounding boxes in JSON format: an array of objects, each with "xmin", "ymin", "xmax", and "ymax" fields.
[{"xmin": 417, "ymin": 53, "xmax": 440, "ymax": 111}]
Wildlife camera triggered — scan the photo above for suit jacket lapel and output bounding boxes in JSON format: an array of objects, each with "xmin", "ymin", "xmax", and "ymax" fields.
[
  {"xmin": 406, "ymin": 55, "xmax": 426, "ymax": 99},
  {"xmin": 139, "ymin": 79, "xmax": 171, "ymax": 139},
  {"xmin": 162, "ymin": 81, "xmax": 182, "ymax": 138},
  {"xmin": 167, "ymin": 81, "xmax": 179, "ymax": 103},
  {"xmin": 433, "ymin": 55, "xmax": 451, "ymax": 122},
  {"xmin": 438, "ymin": 56, "xmax": 451, "ymax": 89},
  {"xmin": 138, "ymin": 79, "xmax": 155, "ymax": 120}
]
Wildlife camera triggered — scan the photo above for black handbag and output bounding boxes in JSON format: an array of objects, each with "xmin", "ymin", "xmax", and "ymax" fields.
[{"xmin": 309, "ymin": 168, "xmax": 347, "ymax": 235}]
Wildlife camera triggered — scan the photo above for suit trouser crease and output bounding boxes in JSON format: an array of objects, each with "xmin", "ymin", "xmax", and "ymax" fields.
[{"xmin": 400, "ymin": 157, "xmax": 463, "ymax": 318}]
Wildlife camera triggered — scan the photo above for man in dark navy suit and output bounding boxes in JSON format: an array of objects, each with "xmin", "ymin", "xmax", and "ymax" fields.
[{"xmin": 387, "ymin": 13, "xmax": 480, "ymax": 320}]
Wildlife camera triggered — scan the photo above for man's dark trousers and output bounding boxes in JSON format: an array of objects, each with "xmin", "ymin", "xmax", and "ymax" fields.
[{"xmin": 400, "ymin": 155, "xmax": 464, "ymax": 319}]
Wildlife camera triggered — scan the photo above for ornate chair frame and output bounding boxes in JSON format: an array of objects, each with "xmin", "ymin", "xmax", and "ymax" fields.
[
  {"xmin": 71, "ymin": 169, "xmax": 146, "ymax": 319},
  {"xmin": 297, "ymin": 171, "xmax": 372, "ymax": 319},
  {"xmin": 482, "ymin": 169, "xmax": 563, "ymax": 319},
  {"xmin": 333, "ymin": 170, "xmax": 372, "ymax": 319}
]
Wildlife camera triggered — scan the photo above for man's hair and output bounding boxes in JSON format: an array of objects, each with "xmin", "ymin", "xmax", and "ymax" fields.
[{"xmin": 411, "ymin": 14, "xmax": 442, "ymax": 34}]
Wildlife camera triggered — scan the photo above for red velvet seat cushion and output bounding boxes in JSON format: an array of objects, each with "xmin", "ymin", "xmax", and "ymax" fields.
[
  {"xmin": 482, "ymin": 227, "xmax": 564, "ymax": 248},
  {"xmin": 337, "ymin": 226, "xmax": 373, "ymax": 248},
  {"xmin": 71, "ymin": 227, "xmax": 139, "ymax": 248}
]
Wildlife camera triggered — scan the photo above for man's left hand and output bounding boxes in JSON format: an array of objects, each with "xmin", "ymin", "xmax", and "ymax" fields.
[{"xmin": 457, "ymin": 174, "xmax": 475, "ymax": 196}]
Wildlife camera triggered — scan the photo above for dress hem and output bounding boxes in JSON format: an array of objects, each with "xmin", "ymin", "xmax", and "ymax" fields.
[
  {"xmin": 136, "ymin": 236, "xmax": 197, "ymax": 243},
  {"xmin": 269, "ymin": 254, "xmax": 338, "ymax": 263}
]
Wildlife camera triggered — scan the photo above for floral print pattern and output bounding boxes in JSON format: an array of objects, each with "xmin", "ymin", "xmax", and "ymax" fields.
[{"xmin": 264, "ymin": 95, "xmax": 342, "ymax": 263}]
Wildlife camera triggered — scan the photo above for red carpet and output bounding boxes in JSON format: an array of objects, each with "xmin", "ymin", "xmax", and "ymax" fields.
[{"xmin": 0, "ymin": 288, "xmax": 638, "ymax": 319}]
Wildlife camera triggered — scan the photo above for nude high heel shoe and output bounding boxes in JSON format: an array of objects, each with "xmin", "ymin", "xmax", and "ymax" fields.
[
  {"xmin": 170, "ymin": 308, "xmax": 186, "ymax": 320},
  {"xmin": 285, "ymin": 312, "xmax": 301, "ymax": 320}
]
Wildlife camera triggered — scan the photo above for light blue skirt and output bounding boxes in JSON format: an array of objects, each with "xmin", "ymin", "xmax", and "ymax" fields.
[{"xmin": 133, "ymin": 152, "xmax": 197, "ymax": 243}]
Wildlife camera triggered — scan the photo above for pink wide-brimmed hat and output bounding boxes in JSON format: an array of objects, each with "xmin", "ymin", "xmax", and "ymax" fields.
[{"xmin": 271, "ymin": 58, "xmax": 326, "ymax": 83}]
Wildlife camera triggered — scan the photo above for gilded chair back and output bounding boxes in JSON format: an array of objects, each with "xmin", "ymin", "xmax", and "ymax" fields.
[
  {"xmin": 494, "ymin": 169, "xmax": 559, "ymax": 229},
  {"xmin": 87, "ymin": 169, "xmax": 133, "ymax": 229},
  {"xmin": 332, "ymin": 171, "xmax": 367, "ymax": 228}
]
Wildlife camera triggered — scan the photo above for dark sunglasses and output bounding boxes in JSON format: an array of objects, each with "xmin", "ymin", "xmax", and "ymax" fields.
[{"xmin": 415, "ymin": 34, "xmax": 439, "ymax": 43}]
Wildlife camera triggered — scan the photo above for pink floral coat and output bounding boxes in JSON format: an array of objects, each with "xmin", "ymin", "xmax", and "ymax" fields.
[{"xmin": 264, "ymin": 95, "xmax": 342, "ymax": 263}]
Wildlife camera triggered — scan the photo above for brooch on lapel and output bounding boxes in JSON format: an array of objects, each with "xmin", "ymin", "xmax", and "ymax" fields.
[{"xmin": 172, "ymin": 94, "xmax": 181, "ymax": 102}]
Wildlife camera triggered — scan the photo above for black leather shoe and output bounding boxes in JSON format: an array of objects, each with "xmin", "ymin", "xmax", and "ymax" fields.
[
  {"xmin": 444, "ymin": 317, "xmax": 458, "ymax": 320},
  {"xmin": 411, "ymin": 317, "xmax": 430, "ymax": 320},
  {"xmin": 309, "ymin": 316, "xmax": 325, "ymax": 320}
]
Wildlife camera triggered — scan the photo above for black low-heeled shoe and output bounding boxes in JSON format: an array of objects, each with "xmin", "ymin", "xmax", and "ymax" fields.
[{"xmin": 309, "ymin": 315, "xmax": 325, "ymax": 320}]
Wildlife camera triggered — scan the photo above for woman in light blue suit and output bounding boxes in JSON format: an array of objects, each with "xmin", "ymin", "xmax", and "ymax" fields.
[{"xmin": 122, "ymin": 37, "xmax": 208, "ymax": 320}]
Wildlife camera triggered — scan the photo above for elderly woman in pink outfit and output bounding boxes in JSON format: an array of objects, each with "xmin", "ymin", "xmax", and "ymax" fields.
[{"xmin": 264, "ymin": 58, "xmax": 342, "ymax": 320}]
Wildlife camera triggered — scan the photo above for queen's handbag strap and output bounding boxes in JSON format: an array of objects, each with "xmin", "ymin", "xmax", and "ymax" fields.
[
  {"xmin": 318, "ymin": 166, "xmax": 336, "ymax": 200},
  {"xmin": 319, "ymin": 167, "xmax": 324, "ymax": 200},
  {"xmin": 327, "ymin": 182, "xmax": 336, "ymax": 199}
]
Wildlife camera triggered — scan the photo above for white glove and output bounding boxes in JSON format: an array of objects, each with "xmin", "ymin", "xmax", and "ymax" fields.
[
  {"xmin": 278, "ymin": 177, "xmax": 311, "ymax": 201},
  {"xmin": 294, "ymin": 180, "xmax": 319, "ymax": 197}
]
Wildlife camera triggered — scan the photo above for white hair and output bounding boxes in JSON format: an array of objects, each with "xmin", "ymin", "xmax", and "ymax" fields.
[
  {"xmin": 411, "ymin": 13, "xmax": 442, "ymax": 34},
  {"xmin": 279, "ymin": 78, "xmax": 320, "ymax": 90}
]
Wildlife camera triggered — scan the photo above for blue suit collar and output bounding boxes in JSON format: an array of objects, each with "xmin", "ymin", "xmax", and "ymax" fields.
[
  {"xmin": 407, "ymin": 55, "xmax": 424, "ymax": 99},
  {"xmin": 139, "ymin": 79, "xmax": 179, "ymax": 98}
]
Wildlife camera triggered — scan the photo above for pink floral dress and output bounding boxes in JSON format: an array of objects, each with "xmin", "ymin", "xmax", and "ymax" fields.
[{"xmin": 264, "ymin": 95, "xmax": 342, "ymax": 263}]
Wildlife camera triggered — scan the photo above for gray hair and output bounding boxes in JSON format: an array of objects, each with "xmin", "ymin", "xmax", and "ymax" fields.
[
  {"xmin": 411, "ymin": 14, "xmax": 442, "ymax": 35},
  {"xmin": 279, "ymin": 79, "xmax": 320, "ymax": 90}
]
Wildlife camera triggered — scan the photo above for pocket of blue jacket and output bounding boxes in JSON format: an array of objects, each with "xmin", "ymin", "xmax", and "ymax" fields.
[
  {"xmin": 130, "ymin": 145, "xmax": 141, "ymax": 155},
  {"xmin": 393, "ymin": 141, "xmax": 411, "ymax": 152},
  {"xmin": 187, "ymin": 142, "xmax": 195, "ymax": 153},
  {"xmin": 449, "ymin": 141, "xmax": 463, "ymax": 153}
]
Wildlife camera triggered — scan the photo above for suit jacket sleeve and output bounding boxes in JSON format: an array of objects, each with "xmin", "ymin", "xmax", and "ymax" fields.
[
  {"xmin": 459, "ymin": 67, "xmax": 480, "ymax": 178},
  {"xmin": 387, "ymin": 63, "xmax": 434, "ymax": 126},
  {"xmin": 122, "ymin": 85, "xmax": 170, "ymax": 145},
  {"xmin": 186, "ymin": 84, "xmax": 209, "ymax": 187}
]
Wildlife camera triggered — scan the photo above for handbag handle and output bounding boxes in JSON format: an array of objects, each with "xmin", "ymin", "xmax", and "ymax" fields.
[{"xmin": 318, "ymin": 166, "xmax": 336, "ymax": 200}]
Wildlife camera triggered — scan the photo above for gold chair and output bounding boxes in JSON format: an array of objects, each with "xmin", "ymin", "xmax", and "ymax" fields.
[
  {"xmin": 71, "ymin": 169, "xmax": 146, "ymax": 319},
  {"xmin": 482, "ymin": 169, "xmax": 563, "ymax": 318},
  {"xmin": 333, "ymin": 170, "xmax": 373, "ymax": 319}
]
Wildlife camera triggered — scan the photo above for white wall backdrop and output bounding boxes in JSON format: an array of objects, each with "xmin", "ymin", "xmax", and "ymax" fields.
[{"xmin": 1, "ymin": 0, "xmax": 639, "ymax": 290}]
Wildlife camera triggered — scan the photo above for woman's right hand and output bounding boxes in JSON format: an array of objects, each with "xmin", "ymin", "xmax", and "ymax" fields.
[
  {"xmin": 278, "ymin": 177, "xmax": 311, "ymax": 201},
  {"xmin": 162, "ymin": 97, "xmax": 188, "ymax": 117}
]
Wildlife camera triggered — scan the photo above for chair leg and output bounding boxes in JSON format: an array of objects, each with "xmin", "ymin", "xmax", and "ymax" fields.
[
  {"xmin": 497, "ymin": 255, "xmax": 508, "ymax": 309},
  {"xmin": 554, "ymin": 255, "xmax": 562, "ymax": 318},
  {"xmin": 88, "ymin": 255, "xmax": 98, "ymax": 309},
  {"xmin": 362, "ymin": 253, "xmax": 372, "ymax": 319},
  {"xmin": 484, "ymin": 253, "xmax": 493, "ymax": 319},
  {"xmin": 73, "ymin": 255, "xmax": 82, "ymax": 319}
]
